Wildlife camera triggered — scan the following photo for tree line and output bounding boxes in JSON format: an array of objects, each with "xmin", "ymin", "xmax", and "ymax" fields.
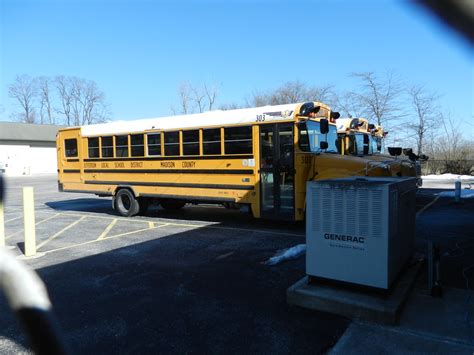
[{"xmin": 8, "ymin": 74, "xmax": 108, "ymax": 126}]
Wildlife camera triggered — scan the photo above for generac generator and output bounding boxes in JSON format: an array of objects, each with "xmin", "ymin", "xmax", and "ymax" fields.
[{"xmin": 306, "ymin": 177, "xmax": 417, "ymax": 289}]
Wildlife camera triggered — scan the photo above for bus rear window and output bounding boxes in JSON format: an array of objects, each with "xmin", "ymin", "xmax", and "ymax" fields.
[
  {"xmin": 88, "ymin": 137, "xmax": 99, "ymax": 158},
  {"xmin": 65, "ymin": 139, "xmax": 78, "ymax": 157},
  {"xmin": 224, "ymin": 126, "xmax": 252, "ymax": 154}
]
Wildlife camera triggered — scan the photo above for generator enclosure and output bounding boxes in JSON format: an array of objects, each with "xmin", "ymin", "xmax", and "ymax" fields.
[{"xmin": 306, "ymin": 177, "xmax": 417, "ymax": 289}]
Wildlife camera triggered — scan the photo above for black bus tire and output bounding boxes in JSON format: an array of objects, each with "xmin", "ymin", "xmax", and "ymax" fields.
[{"xmin": 114, "ymin": 189, "xmax": 140, "ymax": 217}]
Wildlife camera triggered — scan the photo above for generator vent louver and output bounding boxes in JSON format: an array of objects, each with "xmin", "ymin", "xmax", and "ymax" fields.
[{"xmin": 306, "ymin": 177, "xmax": 417, "ymax": 289}]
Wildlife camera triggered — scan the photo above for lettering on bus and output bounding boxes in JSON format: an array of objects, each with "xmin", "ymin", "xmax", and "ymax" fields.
[
  {"xmin": 301, "ymin": 155, "xmax": 312, "ymax": 164},
  {"xmin": 161, "ymin": 162, "xmax": 175, "ymax": 168},
  {"xmin": 182, "ymin": 161, "xmax": 196, "ymax": 168},
  {"xmin": 101, "ymin": 162, "xmax": 109, "ymax": 168},
  {"xmin": 115, "ymin": 162, "xmax": 125, "ymax": 168},
  {"xmin": 131, "ymin": 162, "xmax": 143, "ymax": 168},
  {"xmin": 84, "ymin": 162, "xmax": 96, "ymax": 168}
]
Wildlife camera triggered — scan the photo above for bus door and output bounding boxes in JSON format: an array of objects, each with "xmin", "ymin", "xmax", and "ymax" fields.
[{"xmin": 259, "ymin": 123, "xmax": 295, "ymax": 219}]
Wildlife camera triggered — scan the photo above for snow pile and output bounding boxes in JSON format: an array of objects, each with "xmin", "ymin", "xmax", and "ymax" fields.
[
  {"xmin": 437, "ymin": 190, "xmax": 474, "ymax": 199},
  {"xmin": 422, "ymin": 174, "xmax": 474, "ymax": 182},
  {"xmin": 264, "ymin": 244, "xmax": 306, "ymax": 266}
]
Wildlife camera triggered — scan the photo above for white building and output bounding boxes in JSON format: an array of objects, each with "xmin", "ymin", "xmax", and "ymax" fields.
[{"xmin": 0, "ymin": 122, "xmax": 64, "ymax": 176}]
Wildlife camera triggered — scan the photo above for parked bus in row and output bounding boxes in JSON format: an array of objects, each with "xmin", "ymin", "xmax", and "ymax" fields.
[
  {"xmin": 336, "ymin": 117, "xmax": 422, "ymax": 185},
  {"xmin": 56, "ymin": 102, "xmax": 394, "ymax": 221}
]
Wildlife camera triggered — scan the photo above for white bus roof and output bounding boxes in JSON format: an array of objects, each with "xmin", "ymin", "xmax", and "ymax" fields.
[{"xmin": 80, "ymin": 102, "xmax": 328, "ymax": 137}]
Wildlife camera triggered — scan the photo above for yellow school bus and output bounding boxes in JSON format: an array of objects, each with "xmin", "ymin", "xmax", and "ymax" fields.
[
  {"xmin": 57, "ymin": 102, "xmax": 393, "ymax": 221},
  {"xmin": 336, "ymin": 117, "xmax": 421, "ymax": 184}
]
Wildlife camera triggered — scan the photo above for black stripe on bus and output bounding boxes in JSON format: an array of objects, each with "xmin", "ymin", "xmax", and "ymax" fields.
[
  {"xmin": 62, "ymin": 189, "xmax": 113, "ymax": 196},
  {"xmin": 63, "ymin": 169, "xmax": 81, "ymax": 173},
  {"xmin": 83, "ymin": 169, "xmax": 254, "ymax": 175},
  {"xmin": 66, "ymin": 159, "xmax": 79, "ymax": 162},
  {"xmin": 139, "ymin": 193, "xmax": 235, "ymax": 203},
  {"xmin": 83, "ymin": 155, "xmax": 254, "ymax": 162},
  {"xmin": 84, "ymin": 180, "xmax": 254, "ymax": 190}
]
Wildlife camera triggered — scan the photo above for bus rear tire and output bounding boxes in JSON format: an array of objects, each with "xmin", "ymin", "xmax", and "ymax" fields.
[
  {"xmin": 160, "ymin": 200, "xmax": 186, "ymax": 210},
  {"xmin": 114, "ymin": 189, "xmax": 140, "ymax": 217}
]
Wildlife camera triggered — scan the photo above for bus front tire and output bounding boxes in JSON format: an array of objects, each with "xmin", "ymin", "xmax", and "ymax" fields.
[{"xmin": 114, "ymin": 189, "xmax": 140, "ymax": 217}]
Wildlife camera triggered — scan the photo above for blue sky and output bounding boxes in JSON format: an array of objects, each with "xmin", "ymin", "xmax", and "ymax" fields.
[{"xmin": 0, "ymin": 0, "xmax": 472, "ymax": 137}]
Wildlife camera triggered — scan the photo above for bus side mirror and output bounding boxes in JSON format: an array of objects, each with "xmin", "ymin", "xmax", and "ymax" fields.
[
  {"xmin": 320, "ymin": 141, "xmax": 328, "ymax": 150},
  {"xmin": 330, "ymin": 112, "xmax": 340, "ymax": 120},
  {"xmin": 320, "ymin": 119, "xmax": 329, "ymax": 134}
]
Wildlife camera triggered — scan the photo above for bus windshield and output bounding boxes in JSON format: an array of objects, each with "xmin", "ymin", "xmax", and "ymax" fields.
[{"xmin": 301, "ymin": 120, "xmax": 338, "ymax": 153}]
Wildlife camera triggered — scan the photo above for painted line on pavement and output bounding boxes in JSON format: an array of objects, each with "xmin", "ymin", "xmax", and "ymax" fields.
[
  {"xmin": 37, "ymin": 216, "xmax": 87, "ymax": 250},
  {"xmin": 97, "ymin": 219, "xmax": 118, "ymax": 240}
]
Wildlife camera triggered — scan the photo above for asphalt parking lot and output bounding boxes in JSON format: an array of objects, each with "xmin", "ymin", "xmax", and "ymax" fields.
[
  {"xmin": 0, "ymin": 174, "xmax": 346, "ymax": 354},
  {"xmin": 1, "ymin": 174, "xmax": 472, "ymax": 354}
]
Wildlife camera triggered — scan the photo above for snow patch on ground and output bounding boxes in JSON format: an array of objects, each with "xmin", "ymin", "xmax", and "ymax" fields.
[
  {"xmin": 422, "ymin": 174, "xmax": 474, "ymax": 181},
  {"xmin": 437, "ymin": 190, "xmax": 474, "ymax": 199},
  {"xmin": 264, "ymin": 244, "xmax": 306, "ymax": 266}
]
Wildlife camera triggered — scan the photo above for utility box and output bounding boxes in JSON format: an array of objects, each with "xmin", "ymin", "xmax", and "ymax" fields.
[{"xmin": 306, "ymin": 177, "xmax": 417, "ymax": 289}]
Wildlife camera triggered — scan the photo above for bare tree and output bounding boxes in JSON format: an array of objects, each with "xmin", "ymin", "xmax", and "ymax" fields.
[
  {"xmin": 407, "ymin": 85, "xmax": 439, "ymax": 155},
  {"xmin": 55, "ymin": 76, "xmax": 108, "ymax": 126},
  {"xmin": 349, "ymin": 71, "xmax": 404, "ymax": 126},
  {"xmin": 55, "ymin": 76, "xmax": 73, "ymax": 125},
  {"xmin": 334, "ymin": 91, "xmax": 366, "ymax": 118},
  {"xmin": 204, "ymin": 83, "xmax": 218, "ymax": 111},
  {"xmin": 38, "ymin": 76, "xmax": 55, "ymax": 124},
  {"xmin": 172, "ymin": 82, "xmax": 219, "ymax": 114},
  {"xmin": 248, "ymin": 80, "xmax": 335, "ymax": 107},
  {"xmin": 8, "ymin": 75, "xmax": 37, "ymax": 123}
]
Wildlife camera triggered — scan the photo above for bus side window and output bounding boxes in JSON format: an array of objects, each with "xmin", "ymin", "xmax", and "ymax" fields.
[
  {"xmin": 115, "ymin": 135, "xmax": 129, "ymax": 157},
  {"xmin": 147, "ymin": 133, "xmax": 161, "ymax": 156},
  {"xmin": 65, "ymin": 138, "xmax": 78, "ymax": 157},
  {"xmin": 164, "ymin": 131, "xmax": 180, "ymax": 156},
  {"xmin": 182, "ymin": 130, "xmax": 199, "ymax": 156},
  {"xmin": 101, "ymin": 137, "xmax": 113, "ymax": 158},
  {"xmin": 224, "ymin": 126, "xmax": 252, "ymax": 154},
  {"xmin": 88, "ymin": 137, "xmax": 99, "ymax": 158},
  {"xmin": 203, "ymin": 128, "xmax": 221, "ymax": 155},
  {"xmin": 131, "ymin": 134, "xmax": 144, "ymax": 157}
]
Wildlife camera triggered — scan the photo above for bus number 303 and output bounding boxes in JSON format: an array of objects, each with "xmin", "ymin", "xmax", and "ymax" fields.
[{"xmin": 256, "ymin": 114, "xmax": 266, "ymax": 122}]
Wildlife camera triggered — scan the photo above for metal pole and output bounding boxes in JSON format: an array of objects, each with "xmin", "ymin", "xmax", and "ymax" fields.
[
  {"xmin": 454, "ymin": 181, "xmax": 461, "ymax": 202},
  {"xmin": 23, "ymin": 187, "xmax": 36, "ymax": 257}
]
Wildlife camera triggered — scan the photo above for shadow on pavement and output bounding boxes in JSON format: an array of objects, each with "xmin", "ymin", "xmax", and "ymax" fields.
[{"xmin": 0, "ymin": 224, "xmax": 346, "ymax": 354}]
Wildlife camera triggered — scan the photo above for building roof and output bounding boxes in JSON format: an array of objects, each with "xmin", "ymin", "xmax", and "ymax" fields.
[{"xmin": 0, "ymin": 122, "xmax": 65, "ymax": 142}]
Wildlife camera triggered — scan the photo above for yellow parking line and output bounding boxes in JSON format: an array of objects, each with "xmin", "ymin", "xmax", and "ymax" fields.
[
  {"xmin": 5, "ymin": 213, "xmax": 62, "ymax": 240},
  {"xmin": 106, "ymin": 223, "xmax": 169, "ymax": 239},
  {"xmin": 148, "ymin": 221, "xmax": 154, "ymax": 229},
  {"xmin": 37, "ymin": 215, "xmax": 87, "ymax": 250},
  {"xmin": 97, "ymin": 219, "xmax": 118, "ymax": 240},
  {"xmin": 5, "ymin": 216, "xmax": 22, "ymax": 223},
  {"xmin": 42, "ymin": 223, "xmax": 171, "ymax": 255}
]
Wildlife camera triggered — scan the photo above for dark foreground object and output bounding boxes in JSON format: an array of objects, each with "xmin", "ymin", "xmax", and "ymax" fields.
[{"xmin": 287, "ymin": 261, "xmax": 423, "ymax": 325}]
